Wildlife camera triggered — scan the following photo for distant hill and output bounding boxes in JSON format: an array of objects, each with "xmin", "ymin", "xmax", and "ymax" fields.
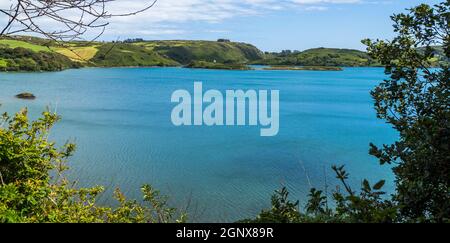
[
  {"xmin": 138, "ymin": 40, "xmax": 264, "ymax": 65},
  {"xmin": 417, "ymin": 46, "xmax": 448, "ymax": 65},
  {"xmin": 255, "ymin": 47, "xmax": 380, "ymax": 67}
]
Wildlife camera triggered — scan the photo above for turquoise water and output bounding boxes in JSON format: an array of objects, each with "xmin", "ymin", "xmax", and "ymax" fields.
[{"xmin": 0, "ymin": 67, "xmax": 397, "ymax": 222}]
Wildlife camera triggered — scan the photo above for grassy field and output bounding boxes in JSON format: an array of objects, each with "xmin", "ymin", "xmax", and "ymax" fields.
[
  {"xmin": 90, "ymin": 43, "xmax": 179, "ymax": 67},
  {"xmin": 53, "ymin": 46, "xmax": 99, "ymax": 62},
  {"xmin": 0, "ymin": 39, "xmax": 51, "ymax": 52},
  {"xmin": 0, "ymin": 38, "xmax": 98, "ymax": 62}
]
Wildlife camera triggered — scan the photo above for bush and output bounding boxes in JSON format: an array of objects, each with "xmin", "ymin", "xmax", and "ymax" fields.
[
  {"xmin": 0, "ymin": 47, "xmax": 80, "ymax": 71},
  {"xmin": 0, "ymin": 109, "xmax": 186, "ymax": 223},
  {"xmin": 246, "ymin": 0, "xmax": 449, "ymax": 223}
]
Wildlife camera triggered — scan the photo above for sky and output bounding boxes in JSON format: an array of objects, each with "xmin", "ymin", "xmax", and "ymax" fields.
[{"xmin": 0, "ymin": 0, "xmax": 443, "ymax": 51}]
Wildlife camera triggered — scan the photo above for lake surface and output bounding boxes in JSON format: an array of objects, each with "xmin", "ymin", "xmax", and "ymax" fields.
[{"xmin": 0, "ymin": 67, "xmax": 397, "ymax": 222}]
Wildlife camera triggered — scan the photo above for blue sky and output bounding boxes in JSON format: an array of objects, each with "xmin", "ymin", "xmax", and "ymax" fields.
[
  {"xmin": 100, "ymin": 0, "xmax": 440, "ymax": 51},
  {"xmin": 0, "ymin": 0, "xmax": 442, "ymax": 51}
]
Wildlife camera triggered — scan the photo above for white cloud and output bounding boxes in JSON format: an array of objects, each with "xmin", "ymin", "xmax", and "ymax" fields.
[
  {"xmin": 304, "ymin": 6, "xmax": 329, "ymax": 11},
  {"xmin": 100, "ymin": 0, "xmax": 367, "ymax": 39},
  {"xmin": 105, "ymin": 0, "xmax": 362, "ymax": 24},
  {"xmin": 0, "ymin": 0, "xmax": 365, "ymax": 39}
]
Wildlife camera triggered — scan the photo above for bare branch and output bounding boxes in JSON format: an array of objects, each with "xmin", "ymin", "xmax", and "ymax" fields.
[{"xmin": 0, "ymin": 0, "xmax": 157, "ymax": 42}]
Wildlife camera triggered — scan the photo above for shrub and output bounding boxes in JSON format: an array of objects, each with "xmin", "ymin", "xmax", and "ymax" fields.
[{"xmin": 0, "ymin": 109, "xmax": 186, "ymax": 223}]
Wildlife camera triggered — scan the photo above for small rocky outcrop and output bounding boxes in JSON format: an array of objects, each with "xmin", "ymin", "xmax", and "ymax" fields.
[{"xmin": 15, "ymin": 92, "xmax": 36, "ymax": 100}]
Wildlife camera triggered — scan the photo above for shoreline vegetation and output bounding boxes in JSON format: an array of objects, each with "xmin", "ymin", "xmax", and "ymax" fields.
[
  {"xmin": 263, "ymin": 66, "xmax": 343, "ymax": 71},
  {"xmin": 185, "ymin": 61, "xmax": 253, "ymax": 70}
]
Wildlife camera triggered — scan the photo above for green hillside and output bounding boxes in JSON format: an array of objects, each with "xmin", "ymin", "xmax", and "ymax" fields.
[
  {"xmin": 255, "ymin": 47, "xmax": 380, "ymax": 67},
  {"xmin": 0, "ymin": 37, "xmax": 83, "ymax": 71},
  {"xmin": 1, "ymin": 35, "xmax": 447, "ymax": 72},
  {"xmin": 0, "ymin": 36, "xmax": 265, "ymax": 70},
  {"xmin": 91, "ymin": 43, "xmax": 179, "ymax": 67},
  {"xmin": 136, "ymin": 40, "xmax": 264, "ymax": 64},
  {"xmin": 0, "ymin": 39, "xmax": 51, "ymax": 52},
  {"xmin": 0, "ymin": 46, "xmax": 81, "ymax": 72}
]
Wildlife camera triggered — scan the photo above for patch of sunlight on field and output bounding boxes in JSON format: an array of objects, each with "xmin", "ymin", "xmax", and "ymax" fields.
[
  {"xmin": 54, "ymin": 46, "xmax": 98, "ymax": 62},
  {"xmin": 134, "ymin": 42, "xmax": 157, "ymax": 50},
  {"xmin": 0, "ymin": 39, "xmax": 50, "ymax": 52}
]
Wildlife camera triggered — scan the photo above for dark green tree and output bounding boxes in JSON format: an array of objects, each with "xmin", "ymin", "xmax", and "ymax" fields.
[
  {"xmin": 363, "ymin": 0, "xmax": 449, "ymax": 222},
  {"xmin": 247, "ymin": 0, "xmax": 449, "ymax": 223},
  {"xmin": 241, "ymin": 166, "xmax": 396, "ymax": 223}
]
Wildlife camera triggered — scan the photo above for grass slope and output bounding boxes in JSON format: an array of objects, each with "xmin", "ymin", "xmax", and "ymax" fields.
[
  {"xmin": 91, "ymin": 43, "xmax": 179, "ymax": 67},
  {"xmin": 139, "ymin": 40, "xmax": 264, "ymax": 65},
  {"xmin": 0, "ymin": 39, "xmax": 51, "ymax": 52},
  {"xmin": 54, "ymin": 46, "xmax": 99, "ymax": 62},
  {"xmin": 0, "ymin": 37, "xmax": 99, "ymax": 62}
]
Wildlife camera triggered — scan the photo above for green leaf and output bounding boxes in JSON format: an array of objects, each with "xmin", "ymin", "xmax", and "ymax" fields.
[
  {"xmin": 363, "ymin": 179, "xmax": 371, "ymax": 191},
  {"xmin": 373, "ymin": 180, "xmax": 386, "ymax": 190}
]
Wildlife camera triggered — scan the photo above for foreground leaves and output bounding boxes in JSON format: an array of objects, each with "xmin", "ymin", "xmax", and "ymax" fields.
[{"xmin": 246, "ymin": 0, "xmax": 449, "ymax": 223}]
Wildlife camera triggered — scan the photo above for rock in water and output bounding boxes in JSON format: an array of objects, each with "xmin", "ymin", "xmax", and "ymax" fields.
[{"xmin": 15, "ymin": 92, "xmax": 36, "ymax": 100}]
